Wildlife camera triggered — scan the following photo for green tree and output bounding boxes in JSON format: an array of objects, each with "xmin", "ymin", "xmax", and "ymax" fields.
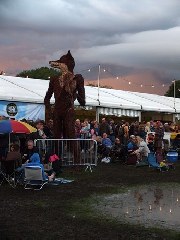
[
  {"xmin": 16, "ymin": 67, "xmax": 59, "ymax": 80},
  {"xmin": 165, "ymin": 80, "xmax": 180, "ymax": 98},
  {"xmin": 86, "ymin": 82, "xmax": 112, "ymax": 89}
]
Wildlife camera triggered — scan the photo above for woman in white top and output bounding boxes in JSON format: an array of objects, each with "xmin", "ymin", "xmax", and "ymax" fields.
[{"xmin": 135, "ymin": 136, "xmax": 150, "ymax": 162}]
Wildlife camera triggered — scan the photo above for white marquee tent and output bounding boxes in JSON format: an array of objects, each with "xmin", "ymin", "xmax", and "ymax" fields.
[{"xmin": 0, "ymin": 75, "xmax": 180, "ymax": 121}]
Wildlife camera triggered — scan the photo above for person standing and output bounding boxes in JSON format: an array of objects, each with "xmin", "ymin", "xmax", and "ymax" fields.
[
  {"xmin": 109, "ymin": 119, "xmax": 116, "ymax": 144},
  {"xmin": 123, "ymin": 122, "xmax": 129, "ymax": 145},
  {"xmin": 75, "ymin": 119, "xmax": 82, "ymax": 139},
  {"xmin": 99, "ymin": 118, "xmax": 110, "ymax": 137}
]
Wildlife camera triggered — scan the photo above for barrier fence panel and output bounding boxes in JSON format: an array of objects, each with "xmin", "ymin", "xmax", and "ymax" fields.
[{"xmin": 35, "ymin": 139, "xmax": 97, "ymax": 171}]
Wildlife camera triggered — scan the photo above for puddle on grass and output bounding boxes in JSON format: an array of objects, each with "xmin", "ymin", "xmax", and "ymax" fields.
[{"xmin": 93, "ymin": 184, "xmax": 180, "ymax": 231}]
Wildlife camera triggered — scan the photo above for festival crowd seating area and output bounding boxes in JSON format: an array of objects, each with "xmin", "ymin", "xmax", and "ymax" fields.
[{"xmin": 1, "ymin": 115, "xmax": 180, "ymax": 187}]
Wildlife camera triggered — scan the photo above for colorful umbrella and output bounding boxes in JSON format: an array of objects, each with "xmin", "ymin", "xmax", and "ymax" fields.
[{"xmin": 0, "ymin": 119, "xmax": 37, "ymax": 134}]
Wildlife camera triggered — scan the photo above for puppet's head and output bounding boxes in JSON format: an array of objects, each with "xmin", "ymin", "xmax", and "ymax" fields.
[{"xmin": 49, "ymin": 50, "xmax": 75, "ymax": 73}]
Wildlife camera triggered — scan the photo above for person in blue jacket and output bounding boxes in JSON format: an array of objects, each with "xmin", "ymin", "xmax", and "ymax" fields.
[
  {"xmin": 127, "ymin": 135, "xmax": 138, "ymax": 153},
  {"xmin": 25, "ymin": 153, "xmax": 48, "ymax": 181},
  {"xmin": 16, "ymin": 153, "xmax": 55, "ymax": 181},
  {"xmin": 101, "ymin": 133, "xmax": 113, "ymax": 161}
]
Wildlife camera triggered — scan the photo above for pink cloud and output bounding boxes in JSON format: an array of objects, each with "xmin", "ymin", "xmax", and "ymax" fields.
[{"xmin": 85, "ymin": 71, "xmax": 170, "ymax": 95}]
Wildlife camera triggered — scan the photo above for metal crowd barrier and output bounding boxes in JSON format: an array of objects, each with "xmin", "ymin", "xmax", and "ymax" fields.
[{"xmin": 34, "ymin": 139, "xmax": 97, "ymax": 172}]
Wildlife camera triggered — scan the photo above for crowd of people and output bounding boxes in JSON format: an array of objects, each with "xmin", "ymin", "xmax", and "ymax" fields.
[
  {"xmin": 0, "ymin": 116, "xmax": 180, "ymax": 182},
  {"xmin": 75, "ymin": 118, "xmax": 179, "ymax": 164}
]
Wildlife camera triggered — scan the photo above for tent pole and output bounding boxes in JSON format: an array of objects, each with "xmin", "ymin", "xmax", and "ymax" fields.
[
  {"xmin": 96, "ymin": 107, "xmax": 100, "ymax": 122},
  {"xmin": 97, "ymin": 64, "xmax": 101, "ymax": 105},
  {"xmin": 138, "ymin": 112, "xmax": 141, "ymax": 122}
]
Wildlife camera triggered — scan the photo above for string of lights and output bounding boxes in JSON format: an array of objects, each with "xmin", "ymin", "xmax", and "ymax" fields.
[
  {"xmin": 81, "ymin": 64, "xmax": 174, "ymax": 89},
  {"xmin": 96, "ymin": 87, "xmax": 143, "ymax": 108},
  {"xmin": 1, "ymin": 64, "xmax": 177, "ymax": 89}
]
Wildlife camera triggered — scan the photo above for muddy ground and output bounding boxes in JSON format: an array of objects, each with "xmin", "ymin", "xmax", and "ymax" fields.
[{"xmin": 1, "ymin": 162, "xmax": 180, "ymax": 240}]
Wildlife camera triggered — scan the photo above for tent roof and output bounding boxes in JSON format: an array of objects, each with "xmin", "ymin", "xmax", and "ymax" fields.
[{"xmin": 0, "ymin": 75, "xmax": 179, "ymax": 113}]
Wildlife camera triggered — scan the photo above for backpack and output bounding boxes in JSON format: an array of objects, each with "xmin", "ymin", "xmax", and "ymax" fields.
[{"xmin": 49, "ymin": 154, "xmax": 60, "ymax": 162}]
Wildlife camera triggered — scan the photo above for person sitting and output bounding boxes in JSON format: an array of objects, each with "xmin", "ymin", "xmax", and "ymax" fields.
[
  {"xmin": 110, "ymin": 138, "xmax": 127, "ymax": 163},
  {"xmin": 22, "ymin": 140, "xmax": 40, "ymax": 164},
  {"xmin": 101, "ymin": 133, "xmax": 112, "ymax": 161},
  {"xmin": 16, "ymin": 152, "xmax": 55, "ymax": 182},
  {"xmin": 96, "ymin": 136, "xmax": 105, "ymax": 161},
  {"xmin": 28, "ymin": 120, "xmax": 47, "ymax": 156},
  {"xmin": 135, "ymin": 136, "xmax": 150, "ymax": 163},
  {"xmin": 6, "ymin": 144, "xmax": 22, "ymax": 168},
  {"xmin": 102, "ymin": 133, "xmax": 112, "ymax": 148},
  {"xmin": 1, "ymin": 144, "xmax": 22, "ymax": 179},
  {"xmin": 127, "ymin": 135, "xmax": 138, "ymax": 164},
  {"xmin": 127, "ymin": 135, "xmax": 138, "ymax": 153},
  {"xmin": 43, "ymin": 119, "xmax": 54, "ymax": 139}
]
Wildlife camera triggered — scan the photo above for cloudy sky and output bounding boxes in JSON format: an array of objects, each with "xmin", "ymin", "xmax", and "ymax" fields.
[{"xmin": 1, "ymin": 0, "xmax": 180, "ymax": 95}]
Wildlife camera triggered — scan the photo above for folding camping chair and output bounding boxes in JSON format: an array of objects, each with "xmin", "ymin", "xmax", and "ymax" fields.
[
  {"xmin": 0, "ymin": 160, "xmax": 16, "ymax": 188},
  {"xmin": 24, "ymin": 166, "xmax": 48, "ymax": 190}
]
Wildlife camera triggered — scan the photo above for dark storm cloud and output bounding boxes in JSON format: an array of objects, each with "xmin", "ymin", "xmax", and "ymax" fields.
[{"xmin": 0, "ymin": 0, "xmax": 180, "ymax": 83}]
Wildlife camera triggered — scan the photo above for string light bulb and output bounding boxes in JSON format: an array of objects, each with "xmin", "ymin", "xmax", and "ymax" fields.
[
  {"xmin": 126, "ymin": 207, "xmax": 129, "ymax": 214},
  {"xmin": 80, "ymin": 64, "xmax": 174, "ymax": 89}
]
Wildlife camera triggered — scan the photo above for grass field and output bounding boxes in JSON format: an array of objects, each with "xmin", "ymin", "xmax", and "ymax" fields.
[{"xmin": 1, "ymin": 162, "xmax": 180, "ymax": 240}]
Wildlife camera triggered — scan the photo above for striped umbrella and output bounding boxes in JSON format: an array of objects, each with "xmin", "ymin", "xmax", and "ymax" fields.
[{"xmin": 0, "ymin": 119, "xmax": 37, "ymax": 134}]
